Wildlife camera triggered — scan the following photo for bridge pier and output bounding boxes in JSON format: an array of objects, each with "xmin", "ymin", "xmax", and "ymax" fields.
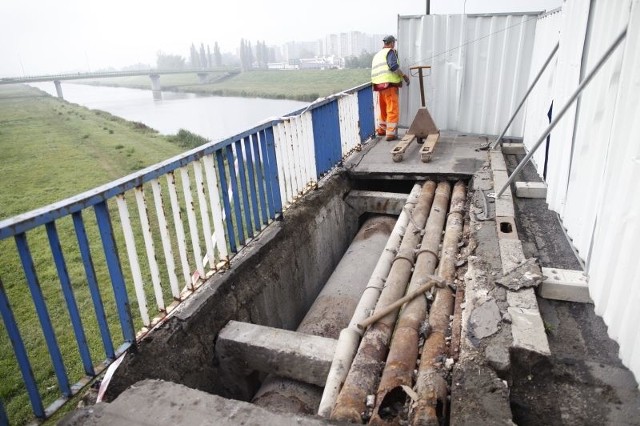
[
  {"xmin": 197, "ymin": 72, "xmax": 209, "ymax": 84},
  {"xmin": 53, "ymin": 80, "xmax": 64, "ymax": 99},
  {"xmin": 149, "ymin": 74, "xmax": 162, "ymax": 100}
]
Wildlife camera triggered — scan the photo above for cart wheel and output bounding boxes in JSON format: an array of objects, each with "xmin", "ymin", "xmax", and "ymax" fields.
[{"xmin": 417, "ymin": 137, "xmax": 425, "ymax": 145}]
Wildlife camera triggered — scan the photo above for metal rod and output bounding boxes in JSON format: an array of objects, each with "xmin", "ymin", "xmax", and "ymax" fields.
[
  {"xmin": 419, "ymin": 67, "xmax": 426, "ymax": 107},
  {"xmin": 496, "ymin": 28, "xmax": 627, "ymax": 198},
  {"xmin": 357, "ymin": 276, "xmax": 444, "ymax": 330},
  {"xmin": 491, "ymin": 42, "xmax": 559, "ymax": 149}
]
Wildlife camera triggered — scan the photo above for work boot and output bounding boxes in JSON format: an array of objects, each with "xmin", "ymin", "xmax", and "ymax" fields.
[{"xmin": 386, "ymin": 134, "xmax": 397, "ymax": 141}]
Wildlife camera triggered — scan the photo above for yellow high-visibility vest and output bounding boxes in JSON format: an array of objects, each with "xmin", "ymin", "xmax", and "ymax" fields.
[{"xmin": 371, "ymin": 48, "xmax": 403, "ymax": 85}]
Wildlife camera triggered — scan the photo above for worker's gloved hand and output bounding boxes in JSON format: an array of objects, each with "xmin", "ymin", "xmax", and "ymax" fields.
[{"xmin": 403, "ymin": 75, "xmax": 410, "ymax": 85}]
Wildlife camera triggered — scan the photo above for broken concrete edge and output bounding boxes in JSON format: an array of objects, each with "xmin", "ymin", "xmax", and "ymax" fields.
[
  {"xmin": 59, "ymin": 379, "xmax": 343, "ymax": 426},
  {"xmin": 490, "ymin": 149, "xmax": 551, "ymax": 358},
  {"xmin": 101, "ymin": 171, "xmax": 363, "ymax": 402}
]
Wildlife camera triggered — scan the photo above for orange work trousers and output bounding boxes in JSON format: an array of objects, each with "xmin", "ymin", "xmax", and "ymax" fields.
[{"xmin": 376, "ymin": 86, "xmax": 399, "ymax": 137}]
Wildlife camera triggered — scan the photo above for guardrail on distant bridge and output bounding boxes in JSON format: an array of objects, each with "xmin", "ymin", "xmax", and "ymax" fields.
[{"xmin": 0, "ymin": 68, "xmax": 239, "ymax": 85}]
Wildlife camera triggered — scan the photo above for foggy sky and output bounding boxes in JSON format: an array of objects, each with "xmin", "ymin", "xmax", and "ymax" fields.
[{"xmin": 0, "ymin": 0, "xmax": 562, "ymax": 77}]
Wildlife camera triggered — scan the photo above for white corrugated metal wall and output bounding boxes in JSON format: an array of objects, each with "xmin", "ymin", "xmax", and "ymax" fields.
[
  {"xmin": 520, "ymin": 0, "xmax": 640, "ymax": 381},
  {"xmin": 521, "ymin": 9, "xmax": 562, "ymax": 173},
  {"xmin": 397, "ymin": 13, "xmax": 537, "ymax": 136}
]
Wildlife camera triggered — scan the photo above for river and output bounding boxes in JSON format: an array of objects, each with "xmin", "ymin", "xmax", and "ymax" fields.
[{"xmin": 30, "ymin": 82, "xmax": 309, "ymax": 142}]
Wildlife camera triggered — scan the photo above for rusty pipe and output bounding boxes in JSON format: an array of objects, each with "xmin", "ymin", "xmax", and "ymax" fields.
[
  {"xmin": 412, "ymin": 180, "xmax": 466, "ymax": 426},
  {"xmin": 369, "ymin": 181, "xmax": 451, "ymax": 426},
  {"xmin": 331, "ymin": 181, "xmax": 437, "ymax": 423},
  {"xmin": 318, "ymin": 184, "xmax": 423, "ymax": 418}
]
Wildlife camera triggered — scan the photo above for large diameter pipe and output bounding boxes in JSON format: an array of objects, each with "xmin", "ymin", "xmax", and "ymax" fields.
[
  {"xmin": 369, "ymin": 181, "xmax": 451, "ymax": 425},
  {"xmin": 318, "ymin": 184, "xmax": 423, "ymax": 417},
  {"xmin": 251, "ymin": 214, "xmax": 397, "ymax": 414},
  {"xmin": 412, "ymin": 180, "xmax": 466, "ymax": 425},
  {"xmin": 331, "ymin": 181, "xmax": 438, "ymax": 423}
]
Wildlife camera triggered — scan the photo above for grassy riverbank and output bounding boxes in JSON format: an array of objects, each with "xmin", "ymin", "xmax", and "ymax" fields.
[
  {"xmin": 0, "ymin": 84, "xmax": 194, "ymax": 425},
  {"xmin": 80, "ymin": 69, "xmax": 370, "ymax": 101}
]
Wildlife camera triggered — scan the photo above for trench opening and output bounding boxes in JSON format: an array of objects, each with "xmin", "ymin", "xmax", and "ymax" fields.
[{"xmin": 214, "ymin": 177, "xmax": 472, "ymax": 425}]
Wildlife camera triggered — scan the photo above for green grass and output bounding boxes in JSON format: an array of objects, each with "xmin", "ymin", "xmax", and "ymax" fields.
[
  {"xmin": 78, "ymin": 69, "xmax": 370, "ymax": 102},
  {"xmin": 0, "ymin": 84, "xmax": 192, "ymax": 425}
]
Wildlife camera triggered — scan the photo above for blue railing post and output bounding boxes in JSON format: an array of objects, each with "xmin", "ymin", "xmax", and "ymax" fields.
[
  {"xmin": 243, "ymin": 136, "xmax": 262, "ymax": 232},
  {"xmin": 15, "ymin": 233, "xmax": 71, "ymax": 398},
  {"xmin": 72, "ymin": 211, "xmax": 115, "ymax": 360},
  {"xmin": 225, "ymin": 146, "xmax": 247, "ymax": 245},
  {"xmin": 93, "ymin": 202, "xmax": 135, "ymax": 343},
  {"xmin": 357, "ymin": 85, "xmax": 375, "ymax": 142},
  {"xmin": 0, "ymin": 278, "xmax": 45, "ymax": 419},
  {"xmin": 45, "ymin": 221, "xmax": 95, "ymax": 377},
  {"xmin": 216, "ymin": 150, "xmax": 237, "ymax": 253},
  {"xmin": 0, "ymin": 397, "xmax": 8, "ymax": 425},
  {"xmin": 263, "ymin": 127, "xmax": 283, "ymax": 216},
  {"xmin": 311, "ymin": 102, "xmax": 342, "ymax": 177}
]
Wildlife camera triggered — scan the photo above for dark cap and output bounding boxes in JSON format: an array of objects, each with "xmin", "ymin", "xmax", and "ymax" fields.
[{"xmin": 383, "ymin": 35, "xmax": 396, "ymax": 43}]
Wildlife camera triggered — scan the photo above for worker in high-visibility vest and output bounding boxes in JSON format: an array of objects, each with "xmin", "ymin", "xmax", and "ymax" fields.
[{"xmin": 371, "ymin": 35, "xmax": 410, "ymax": 141}]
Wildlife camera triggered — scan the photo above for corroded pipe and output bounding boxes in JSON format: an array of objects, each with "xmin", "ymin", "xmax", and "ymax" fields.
[
  {"xmin": 251, "ymin": 214, "xmax": 396, "ymax": 414},
  {"xmin": 369, "ymin": 181, "xmax": 451, "ymax": 426},
  {"xmin": 318, "ymin": 184, "xmax": 423, "ymax": 418},
  {"xmin": 331, "ymin": 181, "xmax": 437, "ymax": 423},
  {"xmin": 412, "ymin": 180, "xmax": 466, "ymax": 426}
]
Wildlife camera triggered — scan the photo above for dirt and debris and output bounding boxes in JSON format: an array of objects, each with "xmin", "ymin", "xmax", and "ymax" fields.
[{"xmin": 495, "ymin": 258, "xmax": 544, "ymax": 291}]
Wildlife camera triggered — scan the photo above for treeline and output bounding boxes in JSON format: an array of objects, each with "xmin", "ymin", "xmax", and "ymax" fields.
[
  {"xmin": 156, "ymin": 39, "xmax": 279, "ymax": 72},
  {"xmin": 344, "ymin": 51, "xmax": 375, "ymax": 69}
]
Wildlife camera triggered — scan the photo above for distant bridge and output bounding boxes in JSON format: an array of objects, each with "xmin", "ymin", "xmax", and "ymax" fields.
[{"xmin": 0, "ymin": 68, "xmax": 240, "ymax": 99}]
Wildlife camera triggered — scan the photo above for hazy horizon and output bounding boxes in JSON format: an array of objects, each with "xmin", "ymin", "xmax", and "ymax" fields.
[{"xmin": 0, "ymin": 0, "xmax": 562, "ymax": 77}]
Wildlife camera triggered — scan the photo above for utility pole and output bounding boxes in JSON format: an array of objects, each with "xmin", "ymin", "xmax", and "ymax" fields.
[{"xmin": 426, "ymin": 0, "xmax": 430, "ymax": 14}]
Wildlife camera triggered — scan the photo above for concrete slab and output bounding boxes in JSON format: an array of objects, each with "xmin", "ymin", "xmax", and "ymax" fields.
[
  {"xmin": 539, "ymin": 267, "xmax": 591, "ymax": 303},
  {"xmin": 345, "ymin": 130, "xmax": 488, "ymax": 179},
  {"xmin": 217, "ymin": 321, "xmax": 336, "ymax": 387},
  {"xmin": 60, "ymin": 379, "xmax": 334, "ymax": 426},
  {"xmin": 515, "ymin": 181, "xmax": 547, "ymax": 199}
]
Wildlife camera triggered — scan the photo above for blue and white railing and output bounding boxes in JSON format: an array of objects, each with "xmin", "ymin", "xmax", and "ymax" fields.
[{"xmin": 0, "ymin": 83, "xmax": 374, "ymax": 423}]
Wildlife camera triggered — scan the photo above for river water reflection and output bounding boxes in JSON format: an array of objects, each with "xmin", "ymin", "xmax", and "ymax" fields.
[{"xmin": 30, "ymin": 82, "xmax": 308, "ymax": 142}]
